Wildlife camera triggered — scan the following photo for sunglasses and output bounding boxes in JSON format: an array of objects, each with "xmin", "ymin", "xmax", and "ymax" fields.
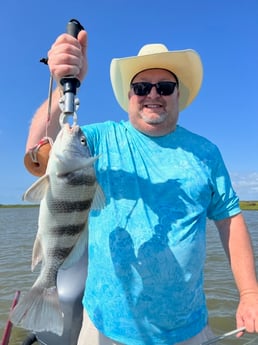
[{"xmin": 131, "ymin": 81, "xmax": 177, "ymax": 96}]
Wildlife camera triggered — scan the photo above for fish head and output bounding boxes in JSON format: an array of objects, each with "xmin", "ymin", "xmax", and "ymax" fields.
[{"xmin": 47, "ymin": 124, "xmax": 95, "ymax": 175}]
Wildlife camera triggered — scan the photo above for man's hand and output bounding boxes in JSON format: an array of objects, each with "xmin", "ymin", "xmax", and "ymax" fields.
[
  {"xmin": 48, "ymin": 30, "xmax": 88, "ymax": 83},
  {"xmin": 236, "ymin": 290, "xmax": 258, "ymax": 337}
]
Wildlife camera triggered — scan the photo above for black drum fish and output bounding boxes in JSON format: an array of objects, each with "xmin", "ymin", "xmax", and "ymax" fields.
[{"xmin": 10, "ymin": 124, "xmax": 105, "ymax": 335}]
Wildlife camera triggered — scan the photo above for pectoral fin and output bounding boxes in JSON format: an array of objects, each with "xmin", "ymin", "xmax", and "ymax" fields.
[
  {"xmin": 91, "ymin": 184, "xmax": 105, "ymax": 210},
  {"xmin": 23, "ymin": 175, "xmax": 50, "ymax": 202}
]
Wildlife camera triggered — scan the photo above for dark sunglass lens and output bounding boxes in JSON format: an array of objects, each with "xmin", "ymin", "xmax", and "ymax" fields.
[
  {"xmin": 132, "ymin": 83, "xmax": 152, "ymax": 96},
  {"xmin": 157, "ymin": 82, "xmax": 176, "ymax": 95},
  {"xmin": 132, "ymin": 82, "xmax": 176, "ymax": 96}
]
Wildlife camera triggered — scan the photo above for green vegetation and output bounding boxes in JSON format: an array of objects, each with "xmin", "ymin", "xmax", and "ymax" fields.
[
  {"xmin": 239, "ymin": 201, "xmax": 258, "ymax": 211},
  {"xmin": 1, "ymin": 202, "xmax": 258, "ymax": 210},
  {"xmin": 0, "ymin": 204, "xmax": 39, "ymax": 208}
]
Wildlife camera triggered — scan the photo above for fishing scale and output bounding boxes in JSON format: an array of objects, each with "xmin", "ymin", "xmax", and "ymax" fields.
[{"xmin": 24, "ymin": 19, "xmax": 84, "ymax": 176}]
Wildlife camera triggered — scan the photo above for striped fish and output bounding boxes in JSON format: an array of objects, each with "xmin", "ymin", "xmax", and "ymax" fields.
[{"xmin": 10, "ymin": 124, "xmax": 105, "ymax": 335}]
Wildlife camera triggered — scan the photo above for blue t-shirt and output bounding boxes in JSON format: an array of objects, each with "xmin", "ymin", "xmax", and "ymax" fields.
[{"xmin": 81, "ymin": 121, "xmax": 240, "ymax": 345}]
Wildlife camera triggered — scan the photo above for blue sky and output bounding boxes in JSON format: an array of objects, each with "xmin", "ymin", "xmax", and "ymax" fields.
[{"xmin": 1, "ymin": 0, "xmax": 257, "ymax": 204}]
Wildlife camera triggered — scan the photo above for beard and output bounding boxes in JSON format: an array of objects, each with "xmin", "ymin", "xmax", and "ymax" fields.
[{"xmin": 139, "ymin": 109, "xmax": 168, "ymax": 124}]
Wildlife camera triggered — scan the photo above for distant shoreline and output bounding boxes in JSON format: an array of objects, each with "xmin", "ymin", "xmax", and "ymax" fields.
[
  {"xmin": 1, "ymin": 201, "xmax": 258, "ymax": 210},
  {"xmin": 0, "ymin": 204, "xmax": 39, "ymax": 208},
  {"xmin": 239, "ymin": 201, "xmax": 258, "ymax": 211}
]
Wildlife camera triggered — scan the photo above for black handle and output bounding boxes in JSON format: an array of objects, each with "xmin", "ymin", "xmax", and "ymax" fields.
[{"xmin": 66, "ymin": 19, "xmax": 84, "ymax": 38}]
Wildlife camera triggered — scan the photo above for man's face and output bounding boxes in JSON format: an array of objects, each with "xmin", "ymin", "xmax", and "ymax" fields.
[{"xmin": 128, "ymin": 69, "xmax": 180, "ymax": 137}]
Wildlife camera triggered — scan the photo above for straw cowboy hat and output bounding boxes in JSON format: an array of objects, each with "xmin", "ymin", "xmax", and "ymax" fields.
[{"xmin": 110, "ymin": 43, "xmax": 203, "ymax": 112}]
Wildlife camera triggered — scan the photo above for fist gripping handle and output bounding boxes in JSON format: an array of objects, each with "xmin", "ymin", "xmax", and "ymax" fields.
[{"xmin": 60, "ymin": 19, "xmax": 84, "ymax": 115}]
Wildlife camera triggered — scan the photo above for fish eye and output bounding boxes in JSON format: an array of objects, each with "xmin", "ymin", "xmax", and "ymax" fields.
[{"xmin": 80, "ymin": 135, "xmax": 87, "ymax": 146}]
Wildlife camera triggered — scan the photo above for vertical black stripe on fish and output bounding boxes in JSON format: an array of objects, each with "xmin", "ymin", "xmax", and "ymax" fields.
[
  {"xmin": 66, "ymin": 173, "xmax": 96, "ymax": 186},
  {"xmin": 49, "ymin": 247, "xmax": 74, "ymax": 262},
  {"xmin": 48, "ymin": 199, "xmax": 92, "ymax": 213},
  {"xmin": 51, "ymin": 223, "xmax": 86, "ymax": 236}
]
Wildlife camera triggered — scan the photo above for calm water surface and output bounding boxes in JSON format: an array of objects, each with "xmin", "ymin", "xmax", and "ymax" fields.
[{"xmin": 0, "ymin": 207, "xmax": 257, "ymax": 345}]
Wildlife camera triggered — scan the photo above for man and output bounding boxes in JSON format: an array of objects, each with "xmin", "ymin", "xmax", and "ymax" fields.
[{"xmin": 25, "ymin": 29, "xmax": 258, "ymax": 345}]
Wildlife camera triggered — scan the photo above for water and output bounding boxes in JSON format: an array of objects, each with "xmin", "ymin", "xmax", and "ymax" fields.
[{"xmin": 0, "ymin": 207, "xmax": 257, "ymax": 345}]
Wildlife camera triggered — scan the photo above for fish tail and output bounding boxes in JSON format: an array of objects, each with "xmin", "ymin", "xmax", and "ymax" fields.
[{"xmin": 10, "ymin": 286, "xmax": 63, "ymax": 336}]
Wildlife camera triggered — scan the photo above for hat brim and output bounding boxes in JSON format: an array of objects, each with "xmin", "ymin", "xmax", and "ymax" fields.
[{"xmin": 110, "ymin": 49, "xmax": 203, "ymax": 112}]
